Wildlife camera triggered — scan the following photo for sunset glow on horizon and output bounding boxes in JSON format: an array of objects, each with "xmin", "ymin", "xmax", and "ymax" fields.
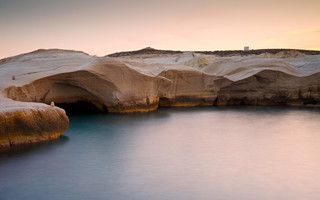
[{"xmin": 0, "ymin": 0, "xmax": 319, "ymax": 59}]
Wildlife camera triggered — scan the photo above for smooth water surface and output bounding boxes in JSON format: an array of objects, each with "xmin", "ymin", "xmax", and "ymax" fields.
[{"xmin": 1, "ymin": 107, "xmax": 320, "ymax": 200}]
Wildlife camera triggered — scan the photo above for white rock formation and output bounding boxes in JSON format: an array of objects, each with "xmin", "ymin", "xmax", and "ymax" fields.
[{"xmin": 0, "ymin": 48, "xmax": 319, "ymax": 148}]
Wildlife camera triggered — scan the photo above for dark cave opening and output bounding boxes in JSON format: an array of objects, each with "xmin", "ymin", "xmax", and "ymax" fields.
[{"xmin": 55, "ymin": 101, "xmax": 108, "ymax": 115}]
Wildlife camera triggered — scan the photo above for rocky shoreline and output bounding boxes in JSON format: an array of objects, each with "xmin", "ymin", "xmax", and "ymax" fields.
[
  {"xmin": 0, "ymin": 48, "xmax": 319, "ymax": 148},
  {"xmin": 0, "ymin": 105, "xmax": 68, "ymax": 148}
]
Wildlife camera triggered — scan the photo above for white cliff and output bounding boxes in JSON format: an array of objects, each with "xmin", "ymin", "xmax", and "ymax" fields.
[{"xmin": 0, "ymin": 48, "xmax": 319, "ymax": 148}]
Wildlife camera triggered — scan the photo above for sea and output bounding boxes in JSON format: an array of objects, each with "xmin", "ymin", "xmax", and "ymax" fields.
[{"xmin": 1, "ymin": 107, "xmax": 320, "ymax": 200}]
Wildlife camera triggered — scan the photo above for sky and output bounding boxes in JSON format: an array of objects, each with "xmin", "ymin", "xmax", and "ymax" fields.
[{"xmin": 0, "ymin": 0, "xmax": 320, "ymax": 58}]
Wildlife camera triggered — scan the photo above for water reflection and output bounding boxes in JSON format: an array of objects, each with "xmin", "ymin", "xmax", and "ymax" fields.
[{"xmin": 0, "ymin": 135, "xmax": 69, "ymax": 159}]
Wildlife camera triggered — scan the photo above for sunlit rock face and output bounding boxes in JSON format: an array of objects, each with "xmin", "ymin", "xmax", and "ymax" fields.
[
  {"xmin": 157, "ymin": 69, "xmax": 221, "ymax": 107},
  {"xmin": 118, "ymin": 49, "xmax": 320, "ymax": 107},
  {"xmin": 0, "ymin": 106, "xmax": 69, "ymax": 148},
  {"xmin": 0, "ymin": 48, "xmax": 320, "ymax": 148},
  {"xmin": 4, "ymin": 58, "xmax": 163, "ymax": 113}
]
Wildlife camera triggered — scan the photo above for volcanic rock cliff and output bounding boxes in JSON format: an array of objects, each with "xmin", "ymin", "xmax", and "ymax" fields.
[{"xmin": 0, "ymin": 48, "xmax": 320, "ymax": 148}]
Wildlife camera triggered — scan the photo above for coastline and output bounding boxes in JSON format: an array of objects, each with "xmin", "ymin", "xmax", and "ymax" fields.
[{"xmin": 0, "ymin": 48, "xmax": 319, "ymax": 149}]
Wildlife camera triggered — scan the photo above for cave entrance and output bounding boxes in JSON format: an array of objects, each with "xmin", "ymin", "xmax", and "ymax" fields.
[{"xmin": 55, "ymin": 101, "xmax": 108, "ymax": 115}]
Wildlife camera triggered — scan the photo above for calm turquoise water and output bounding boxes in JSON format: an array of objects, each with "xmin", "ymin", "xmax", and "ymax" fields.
[{"xmin": 1, "ymin": 107, "xmax": 320, "ymax": 200}]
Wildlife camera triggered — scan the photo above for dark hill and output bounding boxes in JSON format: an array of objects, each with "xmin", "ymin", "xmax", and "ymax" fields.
[{"xmin": 107, "ymin": 47, "xmax": 320, "ymax": 57}]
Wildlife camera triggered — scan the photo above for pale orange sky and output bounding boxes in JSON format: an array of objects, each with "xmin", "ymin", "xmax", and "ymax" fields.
[{"xmin": 0, "ymin": 0, "xmax": 319, "ymax": 59}]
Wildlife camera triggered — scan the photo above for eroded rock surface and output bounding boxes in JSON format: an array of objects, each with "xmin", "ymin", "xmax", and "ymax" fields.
[
  {"xmin": 0, "ymin": 105, "xmax": 68, "ymax": 148},
  {"xmin": 1, "ymin": 48, "xmax": 320, "ymax": 148},
  {"xmin": 216, "ymin": 70, "xmax": 320, "ymax": 106}
]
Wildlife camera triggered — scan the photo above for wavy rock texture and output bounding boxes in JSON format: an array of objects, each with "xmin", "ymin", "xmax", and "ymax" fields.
[
  {"xmin": 4, "ymin": 58, "xmax": 165, "ymax": 113},
  {"xmin": 0, "ymin": 48, "xmax": 320, "ymax": 148},
  {"xmin": 216, "ymin": 70, "xmax": 320, "ymax": 106}
]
